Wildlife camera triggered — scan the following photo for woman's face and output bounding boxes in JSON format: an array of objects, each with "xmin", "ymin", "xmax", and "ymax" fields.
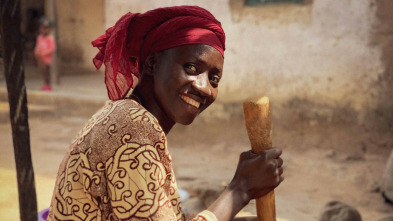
[{"xmin": 152, "ymin": 44, "xmax": 224, "ymax": 125}]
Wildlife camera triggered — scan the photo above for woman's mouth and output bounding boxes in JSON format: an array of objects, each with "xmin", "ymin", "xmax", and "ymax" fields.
[{"xmin": 179, "ymin": 94, "xmax": 200, "ymax": 109}]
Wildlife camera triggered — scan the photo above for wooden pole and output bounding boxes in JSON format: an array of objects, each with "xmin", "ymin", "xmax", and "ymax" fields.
[
  {"xmin": 243, "ymin": 96, "xmax": 275, "ymax": 221},
  {"xmin": 0, "ymin": 1, "xmax": 38, "ymax": 220}
]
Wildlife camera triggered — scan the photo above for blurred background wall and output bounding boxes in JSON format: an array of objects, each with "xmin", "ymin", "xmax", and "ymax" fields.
[
  {"xmin": 20, "ymin": 0, "xmax": 393, "ymax": 131},
  {"xmin": 51, "ymin": 0, "xmax": 105, "ymax": 67}
]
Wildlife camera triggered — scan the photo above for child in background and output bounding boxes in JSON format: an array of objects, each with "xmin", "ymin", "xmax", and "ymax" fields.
[{"xmin": 34, "ymin": 19, "xmax": 56, "ymax": 91}]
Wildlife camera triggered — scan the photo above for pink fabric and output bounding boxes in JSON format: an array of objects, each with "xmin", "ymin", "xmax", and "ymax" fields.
[
  {"xmin": 92, "ymin": 6, "xmax": 225, "ymax": 101},
  {"xmin": 34, "ymin": 35, "xmax": 56, "ymax": 65}
]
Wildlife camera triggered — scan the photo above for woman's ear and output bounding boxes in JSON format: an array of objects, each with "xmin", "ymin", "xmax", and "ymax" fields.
[{"xmin": 142, "ymin": 54, "xmax": 157, "ymax": 76}]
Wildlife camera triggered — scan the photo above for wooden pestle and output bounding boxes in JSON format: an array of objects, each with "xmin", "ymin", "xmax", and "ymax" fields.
[{"xmin": 243, "ymin": 96, "xmax": 275, "ymax": 221}]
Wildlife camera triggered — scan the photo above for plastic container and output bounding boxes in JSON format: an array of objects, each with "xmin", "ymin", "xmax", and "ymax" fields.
[{"xmin": 38, "ymin": 208, "xmax": 49, "ymax": 221}]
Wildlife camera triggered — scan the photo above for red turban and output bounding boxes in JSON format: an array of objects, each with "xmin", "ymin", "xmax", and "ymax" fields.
[{"xmin": 92, "ymin": 6, "xmax": 226, "ymax": 101}]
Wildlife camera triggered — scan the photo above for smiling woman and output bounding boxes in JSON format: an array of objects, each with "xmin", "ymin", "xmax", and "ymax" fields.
[
  {"xmin": 47, "ymin": 5, "xmax": 284, "ymax": 221},
  {"xmin": 133, "ymin": 44, "xmax": 224, "ymax": 128}
]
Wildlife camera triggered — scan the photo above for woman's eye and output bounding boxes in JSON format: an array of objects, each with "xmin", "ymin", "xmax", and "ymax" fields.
[
  {"xmin": 209, "ymin": 75, "xmax": 220, "ymax": 85},
  {"xmin": 184, "ymin": 64, "xmax": 197, "ymax": 73}
]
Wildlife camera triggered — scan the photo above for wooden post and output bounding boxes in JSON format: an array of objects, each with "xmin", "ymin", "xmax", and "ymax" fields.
[
  {"xmin": 243, "ymin": 96, "xmax": 275, "ymax": 221},
  {"xmin": 0, "ymin": 1, "xmax": 38, "ymax": 221}
]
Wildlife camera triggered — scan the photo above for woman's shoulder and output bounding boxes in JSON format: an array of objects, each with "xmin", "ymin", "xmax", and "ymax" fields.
[
  {"xmin": 110, "ymin": 98, "xmax": 141, "ymax": 112},
  {"xmin": 95, "ymin": 99, "xmax": 143, "ymax": 119},
  {"xmin": 99, "ymin": 99, "xmax": 163, "ymax": 133},
  {"xmin": 72, "ymin": 99, "xmax": 164, "ymax": 154},
  {"xmin": 111, "ymin": 99, "xmax": 158, "ymax": 121}
]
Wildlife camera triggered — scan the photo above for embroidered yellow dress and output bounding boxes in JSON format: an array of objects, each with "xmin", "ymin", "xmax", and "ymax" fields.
[{"xmin": 48, "ymin": 99, "xmax": 216, "ymax": 221}]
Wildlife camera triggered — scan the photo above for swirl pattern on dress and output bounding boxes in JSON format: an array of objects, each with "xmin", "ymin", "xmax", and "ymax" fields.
[{"xmin": 48, "ymin": 99, "xmax": 217, "ymax": 221}]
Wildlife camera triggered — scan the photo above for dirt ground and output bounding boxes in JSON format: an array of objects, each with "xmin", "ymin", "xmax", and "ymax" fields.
[{"xmin": 0, "ymin": 108, "xmax": 392, "ymax": 220}]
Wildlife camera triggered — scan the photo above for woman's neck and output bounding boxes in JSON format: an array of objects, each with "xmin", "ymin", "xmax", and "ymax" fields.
[{"xmin": 132, "ymin": 86, "xmax": 175, "ymax": 134}]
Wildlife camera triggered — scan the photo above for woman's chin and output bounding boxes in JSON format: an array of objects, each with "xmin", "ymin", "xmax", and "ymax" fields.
[{"xmin": 176, "ymin": 115, "xmax": 197, "ymax": 125}]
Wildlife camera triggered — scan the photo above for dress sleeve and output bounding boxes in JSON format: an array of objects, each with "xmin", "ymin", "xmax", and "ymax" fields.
[{"xmin": 189, "ymin": 210, "xmax": 218, "ymax": 221}]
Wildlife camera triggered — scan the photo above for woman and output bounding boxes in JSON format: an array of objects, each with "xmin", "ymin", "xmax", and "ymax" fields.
[{"xmin": 48, "ymin": 6, "xmax": 283, "ymax": 221}]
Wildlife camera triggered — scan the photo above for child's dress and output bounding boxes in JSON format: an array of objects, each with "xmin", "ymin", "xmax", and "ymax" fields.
[{"xmin": 34, "ymin": 34, "xmax": 56, "ymax": 66}]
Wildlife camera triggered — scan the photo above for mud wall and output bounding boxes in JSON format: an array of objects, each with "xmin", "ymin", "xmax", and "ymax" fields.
[
  {"xmin": 367, "ymin": 0, "xmax": 393, "ymax": 131},
  {"xmin": 54, "ymin": 0, "xmax": 105, "ymax": 70},
  {"xmin": 103, "ymin": 0, "xmax": 388, "ymax": 126}
]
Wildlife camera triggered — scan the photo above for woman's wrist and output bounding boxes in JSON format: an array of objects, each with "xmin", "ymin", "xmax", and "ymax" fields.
[
  {"xmin": 227, "ymin": 179, "xmax": 251, "ymax": 208},
  {"xmin": 207, "ymin": 181, "xmax": 251, "ymax": 221}
]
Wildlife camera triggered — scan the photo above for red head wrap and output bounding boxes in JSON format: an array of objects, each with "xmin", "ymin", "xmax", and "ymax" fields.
[{"xmin": 92, "ymin": 6, "xmax": 226, "ymax": 101}]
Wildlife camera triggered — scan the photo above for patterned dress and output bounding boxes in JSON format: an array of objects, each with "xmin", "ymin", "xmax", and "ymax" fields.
[{"xmin": 48, "ymin": 99, "xmax": 216, "ymax": 221}]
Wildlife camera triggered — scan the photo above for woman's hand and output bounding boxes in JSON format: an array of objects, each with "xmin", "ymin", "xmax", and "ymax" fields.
[
  {"xmin": 207, "ymin": 148, "xmax": 284, "ymax": 221},
  {"xmin": 229, "ymin": 148, "xmax": 284, "ymax": 204}
]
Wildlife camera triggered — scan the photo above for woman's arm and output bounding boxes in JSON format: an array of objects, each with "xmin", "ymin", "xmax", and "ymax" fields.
[{"xmin": 208, "ymin": 148, "xmax": 284, "ymax": 221}]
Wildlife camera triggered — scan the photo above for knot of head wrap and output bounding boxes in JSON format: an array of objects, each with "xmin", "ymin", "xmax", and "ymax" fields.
[{"xmin": 92, "ymin": 5, "xmax": 226, "ymax": 101}]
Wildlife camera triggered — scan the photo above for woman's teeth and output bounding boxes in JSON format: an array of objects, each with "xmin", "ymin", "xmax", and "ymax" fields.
[{"xmin": 180, "ymin": 94, "xmax": 200, "ymax": 108}]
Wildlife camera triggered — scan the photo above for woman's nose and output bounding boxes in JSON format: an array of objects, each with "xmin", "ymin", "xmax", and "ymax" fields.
[{"xmin": 191, "ymin": 73, "xmax": 211, "ymax": 97}]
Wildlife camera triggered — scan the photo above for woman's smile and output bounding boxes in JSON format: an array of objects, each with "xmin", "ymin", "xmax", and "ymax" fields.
[{"xmin": 179, "ymin": 93, "xmax": 201, "ymax": 109}]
